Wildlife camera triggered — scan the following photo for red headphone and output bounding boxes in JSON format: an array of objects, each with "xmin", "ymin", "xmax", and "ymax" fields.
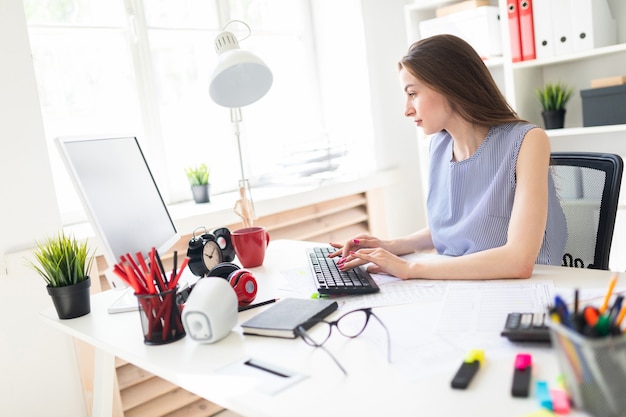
[
  {"xmin": 227, "ymin": 269, "xmax": 258, "ymax": 306},
  {"xmin": 207, "ymin": 262, "xmax": 257, "ymax": 306}
]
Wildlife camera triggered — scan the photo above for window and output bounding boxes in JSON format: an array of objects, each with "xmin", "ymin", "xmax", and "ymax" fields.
[{"xmin": 24, "ymin": 0, "xmax": 375, "ymax": 224}]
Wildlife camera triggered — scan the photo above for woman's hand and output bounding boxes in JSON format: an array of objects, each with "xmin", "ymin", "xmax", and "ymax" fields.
[
  {"xmin": 339, "ymin": 247, "xmax": 413, "ymax": 280},
  {"xmin": 328, "ymin": 233, "xmax": 387, "ymax": 259}
]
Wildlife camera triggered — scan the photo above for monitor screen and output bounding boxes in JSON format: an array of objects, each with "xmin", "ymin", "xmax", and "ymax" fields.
[{"xmin": 55, "ymin": 136, "xmax": 180, "ymax": 287}]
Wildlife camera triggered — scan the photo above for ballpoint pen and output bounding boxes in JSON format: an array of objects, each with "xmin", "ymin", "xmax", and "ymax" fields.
[
  {"xmin": 609, "ymin": 294, "xmax": 624, "ymax": 325},
  {"xmin": 238, "ymin": 298, "xmax": 279, "ymax": 312}
]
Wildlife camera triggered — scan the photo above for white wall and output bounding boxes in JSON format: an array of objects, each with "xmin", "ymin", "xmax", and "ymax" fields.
[
  {"xmin": 0, "ymin": 0, "xmax": 420, "ymax": 415},
  {"xmin": 0, "ymin": 0, "xmax": 87, "ymax": 415},
  {"xmin": 361, "ymin": 0, "xmax": 427, "ymax": 238}
]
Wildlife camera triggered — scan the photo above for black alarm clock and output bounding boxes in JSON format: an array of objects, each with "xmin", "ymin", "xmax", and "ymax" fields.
[{"xmin": 186, "ymin": 226, "xmax": 236, "ymax": 277}]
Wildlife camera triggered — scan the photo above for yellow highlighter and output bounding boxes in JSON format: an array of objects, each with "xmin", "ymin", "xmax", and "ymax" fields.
[{"xmin": 451, "ymin": 349, "xmax": 484, "ymax": 389}]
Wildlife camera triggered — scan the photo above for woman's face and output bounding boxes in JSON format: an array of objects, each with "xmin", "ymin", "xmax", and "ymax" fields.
[{"xmin": 400, "ymin": 67, "xmax": 450, "ymax": 135}]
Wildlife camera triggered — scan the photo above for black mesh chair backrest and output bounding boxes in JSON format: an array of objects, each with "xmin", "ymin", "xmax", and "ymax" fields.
[{"xmin": 550, "ymin": 152, "xmax": 623, "ymax": 270}]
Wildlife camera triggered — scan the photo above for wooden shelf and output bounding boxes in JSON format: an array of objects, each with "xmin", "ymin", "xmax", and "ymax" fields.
[
  {"xmin": 547, "ymin": 124, "xmax": 626, "ymax": 138},
  {"xmin": 513, "ymin": 43, "xmax": 626, "ymax": 70}
]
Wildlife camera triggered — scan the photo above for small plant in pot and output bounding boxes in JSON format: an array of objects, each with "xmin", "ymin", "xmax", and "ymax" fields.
[
  {"xmin": 185, "ymin": 163, "xmax": 211, "ymax": 203},
  {"xmin": 29, "ymin": 231, "xmax": 94, "ymax": 319},
  {"xmin": 536, "ymin": 81, "xmax": 574, "ymax": 129}
]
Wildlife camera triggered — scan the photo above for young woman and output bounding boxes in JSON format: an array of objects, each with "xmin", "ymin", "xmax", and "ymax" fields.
[{"xmin": 330, "ymin": 34, "xmax": 566, "ymax": 280}]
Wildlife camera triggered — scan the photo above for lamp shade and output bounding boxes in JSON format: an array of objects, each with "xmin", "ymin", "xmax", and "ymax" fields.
[{"xmin": 209, "ymin": 30, "xmax": 273, "ymax": 108}]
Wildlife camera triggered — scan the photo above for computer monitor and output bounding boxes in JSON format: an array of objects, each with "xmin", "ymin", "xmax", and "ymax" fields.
[{"xmin": 55, "ymin": 136, "xmax": 181, "ymax": 290}]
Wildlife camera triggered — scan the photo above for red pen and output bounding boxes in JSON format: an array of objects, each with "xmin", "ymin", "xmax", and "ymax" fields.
[
  {"xmin": 124, "ymin": 253, "xmax": 146, "ymax": 284},
  {"xmin": 171, "ymin": 250, "xmax": 178, "ymax": 282},
  {"xmin": 584, "ymin": 306, "xmax": 600, "ymax": 327},
  {"xmin": 136, "ymin": 251, "xmax": 150, "ymax": 275},
  {"xmin": 169, "ymin": 257, "xmax": 189, "ymax": 290},
  {"xmin": 123, "ymin": 263, "xmax": 148, "ymax": 294},
  {"xmin": 113, "ymin": 264, "xmax": 139, "ymax": 293},
  {"xmin": 149, "ymin": 249, "xmax": 167, "ymax": 293}
]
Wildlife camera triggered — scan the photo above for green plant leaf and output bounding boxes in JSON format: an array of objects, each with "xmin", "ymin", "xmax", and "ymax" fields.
[
  {"xmin": 184, "ymin": 163, "xmax": 210, "ymax": 186},
  {"xmin": 27, "ymin": 231, "xmax": 94, "ymax": 287},
  {"xmin": 536, "ymin": 82, "xmax": 574, "ymax": 112}
]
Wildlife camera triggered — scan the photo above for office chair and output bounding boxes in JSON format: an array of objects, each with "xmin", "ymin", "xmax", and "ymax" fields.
[{"xmin": 550, "ymin": 152, "xmax": 623, "ymax": 270}]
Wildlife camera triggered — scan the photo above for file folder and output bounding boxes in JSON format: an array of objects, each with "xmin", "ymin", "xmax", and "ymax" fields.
[
  {"xmin": 570, "ymin": 0, "xmax": 616, "ymax": 52},
  {"xmin": 418, "ymin": 6, "xmax": 502, "ymax": 58},
  {"xmin": 519, "ymin": 0, "xmax": 535, "ymax": 61},
  {"xmin": 551, "ymin": 0, "xmax": 574, "ymax": 56},
  {"xmin": 532, "ymin": 0, "xmax": 554, "ymax": 59},
  {"xmin": 507, "ymin": 0, "xmax": 522, "ymax": 62}
]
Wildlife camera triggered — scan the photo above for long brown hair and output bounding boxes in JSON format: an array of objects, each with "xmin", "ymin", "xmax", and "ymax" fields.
[{"xmin": 399, "ymin": 35, "xmax": 522, "ymax": 126}]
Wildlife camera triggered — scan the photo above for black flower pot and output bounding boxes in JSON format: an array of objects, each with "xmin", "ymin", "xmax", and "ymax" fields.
[
  {"xmin": 191, "ymin": 184, "xmax": 210, "ymax": 203},
  {"xmin": 542, "ymin": 109, "xmax": 566, "ymax": 129},
  {"xmin": 47, "ymin": 277, "xmax": 91, "ymax": 319}
]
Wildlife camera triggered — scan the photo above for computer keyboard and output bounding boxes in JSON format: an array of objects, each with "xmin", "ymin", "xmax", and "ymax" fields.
[{"xmin": 306, "ymin": 247, "xmax": 380, "ymax": 295}]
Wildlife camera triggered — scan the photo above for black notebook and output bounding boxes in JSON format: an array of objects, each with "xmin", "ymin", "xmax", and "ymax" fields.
[{"xmin": 241, "ymin": 298, "xmax": 338, "ymax": 338}]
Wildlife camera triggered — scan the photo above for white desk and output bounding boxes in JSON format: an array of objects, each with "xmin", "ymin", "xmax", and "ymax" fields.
[{"xmin": 41, "ymin": 239, "xmax": 615, "ymax": 417}]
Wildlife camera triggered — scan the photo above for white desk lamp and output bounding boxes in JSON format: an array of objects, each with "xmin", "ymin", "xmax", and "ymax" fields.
[{"xmin": 209, "ymin": 20, "xmax": 273, "ymax": 228}]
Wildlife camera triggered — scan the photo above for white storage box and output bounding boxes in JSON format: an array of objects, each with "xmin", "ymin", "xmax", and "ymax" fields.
[{"xmin": 418, "ymin": 6, "xmax": 502, "ymax": 58}]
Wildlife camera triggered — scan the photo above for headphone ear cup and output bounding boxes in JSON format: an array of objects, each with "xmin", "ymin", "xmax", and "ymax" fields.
[
  {"xmin": 227, "ymin": 269, "xmax": 257, "ymax": 306},
  {"xmin": 208, "ymin": 262, "xmax": 240, "ymax": 279}
]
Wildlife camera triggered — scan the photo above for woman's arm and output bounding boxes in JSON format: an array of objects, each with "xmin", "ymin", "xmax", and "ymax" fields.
[{"xmin": 345, "ymin": 128, "xmax": 552, "ymax": 280}]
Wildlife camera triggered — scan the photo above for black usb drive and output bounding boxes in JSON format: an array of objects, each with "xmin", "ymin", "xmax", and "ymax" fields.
[{"xmin": 451, "ymin": 349, "xmax": 484, "ymax": 389}]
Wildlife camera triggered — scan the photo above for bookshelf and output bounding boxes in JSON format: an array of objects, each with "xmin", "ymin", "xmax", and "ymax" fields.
[
  {"xmin": 404, "ymin": 0, "xmax": 626, "ymax": 133},
  {"xmin": 403, "ymin": 0, "xmax": 626, "ymax": 271}
]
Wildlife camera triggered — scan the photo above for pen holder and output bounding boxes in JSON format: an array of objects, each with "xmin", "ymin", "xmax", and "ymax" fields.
[
  {"xmin": 136, "ymin": 287, "xmax": 186, "ymax": 345},
  {"xmin": 547, "ymin": 320, "xmax": 626, "ymax": 417}
]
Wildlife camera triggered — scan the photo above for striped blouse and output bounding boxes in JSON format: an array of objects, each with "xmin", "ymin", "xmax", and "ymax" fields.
[{"xmin": 427, "ymin": 122, "xmax": 567, "ymax": 265}]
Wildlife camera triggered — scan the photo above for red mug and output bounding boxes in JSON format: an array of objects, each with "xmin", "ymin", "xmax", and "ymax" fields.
[{"xmin": 231, "ymin": 227, "xmax": 270, "ymax": 268}]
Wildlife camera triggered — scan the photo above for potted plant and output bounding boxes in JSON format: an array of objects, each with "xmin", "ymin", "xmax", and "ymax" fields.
[
  {"xmin": 536, "ymin": 82, "xmax": 574, "ymax": 129},
  {"xmin": 29, "ymin": 231, "xmax": 94, "ymax": 319},
  {"xmin": 185, "ymin": 163, "xmax": 211, "ymax": 203}
]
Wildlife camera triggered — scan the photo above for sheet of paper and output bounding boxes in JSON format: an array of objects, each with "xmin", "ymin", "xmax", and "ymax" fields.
[
  {"xmin": 436, "ymin": 280, "xmax": 554, "ymax": 334},
  {"xmin": 377, "ymin": 280, "xmax": 556, "ymax": 382},
  {"xmin": 278, "ymin": 254, "xmax": 558, "ymax": 381},
  {"xmin": 214, "ymin": 358, "xmax": 308, "ymax": 396},
  {"xmin": 278, "ymin": 267, "xmax": 446, "ymax": 310}
]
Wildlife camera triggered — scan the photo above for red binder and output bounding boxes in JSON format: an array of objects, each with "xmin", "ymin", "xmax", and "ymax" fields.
[
  {"xmin": 519, "ymin": 0, "xmax": 536, "ymax": 60},
  {"xmin": 507, "ymin": 0, "xmax": 522, "ymax": 62}
]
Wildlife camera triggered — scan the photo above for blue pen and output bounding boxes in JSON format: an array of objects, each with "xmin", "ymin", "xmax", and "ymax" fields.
[
  {"xmin": 609, "ymin": 294, "xmax": 624, "ymax": 324},
  {"xmin": 553, "ymin": 295, "xmax": 573, "ymax": 328}
]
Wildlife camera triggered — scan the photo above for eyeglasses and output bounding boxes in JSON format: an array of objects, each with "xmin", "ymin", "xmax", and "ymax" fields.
[{"xmin": 295, "ymin": 307, "xmax": 391, "ymax": 375}]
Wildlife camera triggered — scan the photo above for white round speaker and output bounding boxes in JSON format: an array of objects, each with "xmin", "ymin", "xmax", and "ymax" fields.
[{"xmin": 182, "ymin": 278, "xmax": 238, "ymax": 343}]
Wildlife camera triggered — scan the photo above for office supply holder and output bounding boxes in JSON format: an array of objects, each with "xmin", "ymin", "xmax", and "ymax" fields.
[
  {"xmin": 136, "ymin": 286, "xmax": 186, "ymax": 345},
  {"xmin": 547, "ymin": 320, "xmax": 626, "ymax": 417}
]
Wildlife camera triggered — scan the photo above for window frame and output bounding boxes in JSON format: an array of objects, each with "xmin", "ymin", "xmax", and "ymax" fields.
[{"xmin": 24, "ymin": 0, "xmax": 375, "ymax": 225}]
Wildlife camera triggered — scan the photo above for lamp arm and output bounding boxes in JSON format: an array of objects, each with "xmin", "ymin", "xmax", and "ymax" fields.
[
  {"xmin": 230, "ymin": 107, "xmax": 246, "ymax": 181},
  {"xmin": 230, "ymin": 107, "xmax": 256, "ymax": 227}
]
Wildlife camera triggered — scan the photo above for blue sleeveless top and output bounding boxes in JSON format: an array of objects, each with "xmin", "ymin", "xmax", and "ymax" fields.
[{"xmin": 427, "ymin": 122, "xmax": 566, "ymax": 265}]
